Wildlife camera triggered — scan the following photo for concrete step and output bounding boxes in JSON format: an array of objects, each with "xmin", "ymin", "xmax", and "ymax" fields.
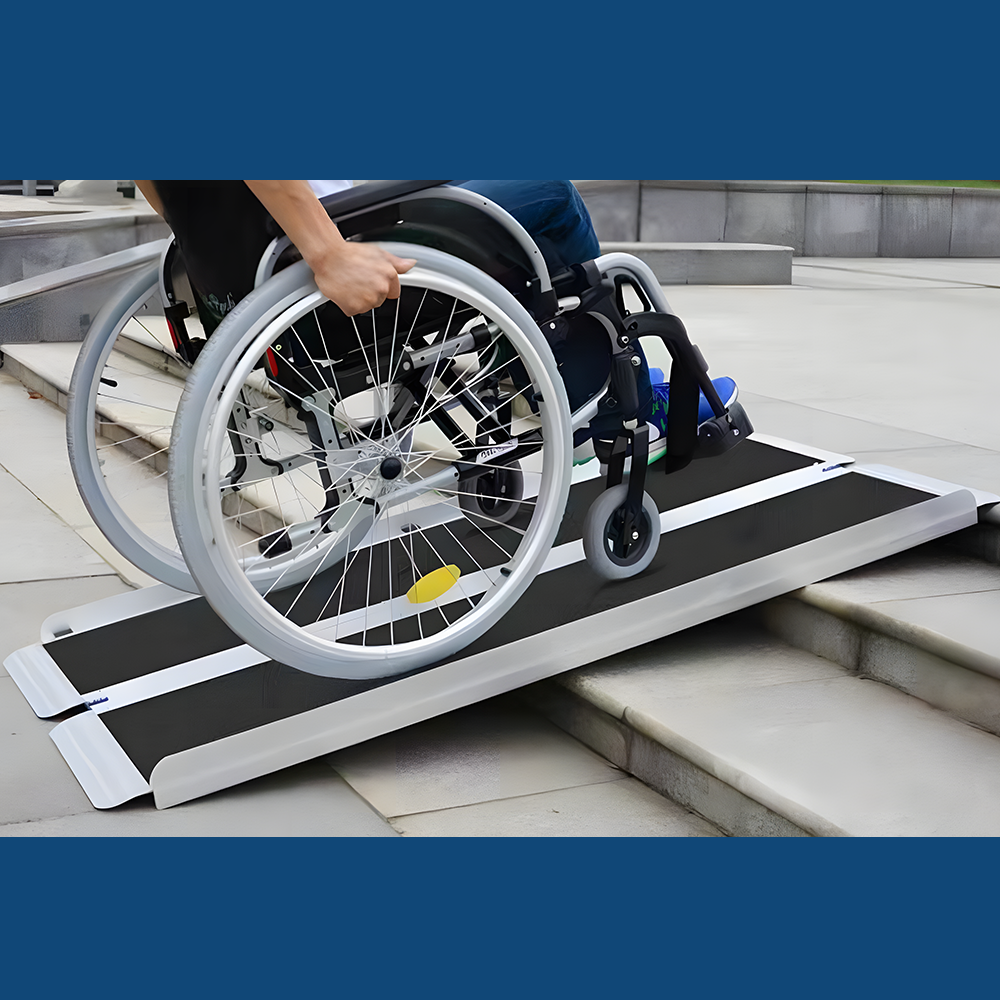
[
  {"xmin": 759, "ymin": 542, "xmax": 1000, "ymax": 737},
  {"xmin": 0, "ymin": 340, "xmax": 300, "ymax": 542},
  {"xmin": 521, "ymin": 609, "xmax": 1000, "ymax": 836},
  {"xmin": 599, "ymin": 241, "xmax": 793, "ymax": 285}
]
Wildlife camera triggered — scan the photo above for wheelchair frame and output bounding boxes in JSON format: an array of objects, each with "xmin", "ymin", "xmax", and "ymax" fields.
[{"xmin": 67, "ymin": 180, "xmax": 751, "ymax": 679}]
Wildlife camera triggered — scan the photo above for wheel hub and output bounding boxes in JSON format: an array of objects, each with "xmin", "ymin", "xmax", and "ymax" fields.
[{"xmin": 380, "ymin": 456, "xmax": 403, "ymax": 480}]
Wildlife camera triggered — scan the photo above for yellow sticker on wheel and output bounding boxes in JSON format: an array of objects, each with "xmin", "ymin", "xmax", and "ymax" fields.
[{"xmin": 406, "ymin": 565, "xmax": 462, "ymax": 604}]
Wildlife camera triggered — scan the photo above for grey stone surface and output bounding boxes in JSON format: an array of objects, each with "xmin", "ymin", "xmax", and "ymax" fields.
[
  {"xmin": 737, "ymin": 392, "xmax": 950, "ymax": 453},
  {"xmin": 625, "ymin": 725, "xmax": 808, "ymax": 837},
  {"xmin": 0, "ymin": 207, "xmax": 168, "ymax": 285},
  {"xmin": 807, "ymin": 547, "xmax": 1000, "ymax": 605},
  {"xmin": 599, "ymin": 242, "xmax": 792, "ymax": 285},
  {"xmin": 760, "ymin": 545, "xmax": 1000, "ymax": 734},
  {"xmin": 803, "ymin": 191, "xmax": 881, "ymax": 256},
  {"xmin": 0, "ymin": 674, "xmax": 96, "ymax": 825},
  {"xmin": 0, "ymin": 260, "xmax": 156, "ymax": 344},
  {"xmin": 879, "ymin": 191, "xmax": 954, "ymax": 257},
  {"xmin": 860, "ymin": 629, "xmax": 1000, "ymax": 737},
  {"xmin": 870, "ymin": 590, "xmax": 1000, "ymax": 663},
  {"xmin": 0, "ymin": 576, "xmax": 133, "ymax": 676},
  {"xmin": 328, "ymin": 696, "xmax": 622, "ymax": 819},
  {"xmin": 554, "ymin": 617, "xmax": 1000, "ymax": 836},
  {"xmin": 392, "ymin": 777, "xmax": 721, "ymax": 837},
  {"xmin": 525, "ymin": 679, "xmax": 808, "ymax": 837},
  {"xmin": 725, "ymin": 189, "xmax": 805, "ymax": 253},
  {"xmin": 0, "ymin": 463, "xmax": 114, "ymax": 583},
  {"xmin": 761, "ymin": 597, "xmax": 863, "ymax": 673},
  {"xmin": 640, "ymin": 186, "xmax": 726, "ymax": 242},
  {"xmin": 941, "ymin": 522, "xmax": 1000, "ymax": 565},
  {"xmin": 761, "ymin": 592, "xmax": 1000, "ymax": 738},
  {"xmin": 573, "ymin": 180, "xmax": 639, "ymax": 242},
  {"xmin": 950, "ymin": 191, "xmax": 1000, "ymax": 257},
  {"xmin": 574, "ymin": 182, "xmax": 1000, "ymax": 258},
  {"xmin": 667, "ymin": 267, "xmax": 1000, "ymax": 461},
  {"xmin": 0, "ymin": 760, "xmax": 398, "ymax": 836}
]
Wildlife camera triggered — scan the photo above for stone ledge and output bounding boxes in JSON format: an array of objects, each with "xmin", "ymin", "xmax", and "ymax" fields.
[
  {"xmin": 521, "ymin": 612, "xmax": 1000, "ymax": 836},
  {"xmin": 518, "ymin": 681, "xmax": 810, "ymax": 837},
  {"xmin": 575, "ymin": 181, "xmax": 1000, "ymax": 256},
  {"xmin": 760, "ymin": 565, "xmax": 1000, "ymax": 737},
  {"xmin": 599, "ymin": 241, "xmax": 793, "ymax": 285}
]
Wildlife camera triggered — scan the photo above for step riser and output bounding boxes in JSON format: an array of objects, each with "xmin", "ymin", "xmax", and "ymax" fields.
[
  {"xmin": 760, "ymin": 597, "xmax": 1000, "ymax": 738},
  {"xmin": 520, "ymin": 682, "xmax": 810, "ymax": 837},
  {"xmin": 6, "ymin": 352, "xmax": 288, "ymax": 538},
  {"xmin": 113, "ymin": 335, "xmax": 191, "ymax": 381},
  {"xmin": 1, "ymin": 352, "xmax": 68, "ymax": 410},
  {"xmin": 95, "ymin": 417, "xmax": 170, "ymax": 474},
  {"xmin": 941, "ymin": 523, "xmax": 1000, "ymax": 566}
]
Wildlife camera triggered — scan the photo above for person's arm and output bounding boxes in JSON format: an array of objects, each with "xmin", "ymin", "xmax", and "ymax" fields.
[
  {"xmin": 245, "ymin": 180, "xmax": 415, "ymax": 316},
  {"xmin": 134, "ymin": 180, "xmax": 164, "ymax": 217}
]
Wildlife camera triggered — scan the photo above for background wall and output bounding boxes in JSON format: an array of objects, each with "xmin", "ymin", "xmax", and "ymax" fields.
[{"xmin": 573, "ymin": 181, "xmax": 1000, "ymax": 257}]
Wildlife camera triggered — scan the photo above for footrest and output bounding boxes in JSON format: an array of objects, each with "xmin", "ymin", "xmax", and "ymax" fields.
[{"xmin": 693, "ymin": 402, "xmax": 754, "ymax": 459}]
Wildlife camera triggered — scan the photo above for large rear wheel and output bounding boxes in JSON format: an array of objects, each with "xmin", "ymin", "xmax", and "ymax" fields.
[{"xmin": 169, "ymin": 247, "xmax": 572, "ymax": 679}]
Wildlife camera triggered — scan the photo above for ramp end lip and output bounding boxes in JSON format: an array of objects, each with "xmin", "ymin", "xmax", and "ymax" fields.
[
  {"xmin": 50, "ymin": 712, "xmax": 149, "ymax": 809},
  {"xmin": 4, "ymin": 644, "xmax": 83, "ymax": 718}
]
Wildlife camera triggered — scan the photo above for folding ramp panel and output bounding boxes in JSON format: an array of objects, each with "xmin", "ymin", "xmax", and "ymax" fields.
[{"xmin": 5, "ymin": 436, "xmax": 993, "ymax": 809}]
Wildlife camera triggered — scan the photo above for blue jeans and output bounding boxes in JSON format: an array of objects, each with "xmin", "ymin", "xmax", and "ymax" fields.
[{"xmin": 457, "ymin": 180, "xmax": 600, "ymax": 272}]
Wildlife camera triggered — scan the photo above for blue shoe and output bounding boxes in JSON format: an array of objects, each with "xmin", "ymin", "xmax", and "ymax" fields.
[{"xmin": 647, "ymin": 374, "xmax": 739, "ymax": 445}]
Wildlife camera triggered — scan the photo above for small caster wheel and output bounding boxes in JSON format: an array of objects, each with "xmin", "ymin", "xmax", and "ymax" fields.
[
  {"xmin": 458, "ymin": 460, "xmax": 524, "ymax": 525},
  {"xmin": 583, "ymin": 483, "xmax": 660, "ymax": 580}
]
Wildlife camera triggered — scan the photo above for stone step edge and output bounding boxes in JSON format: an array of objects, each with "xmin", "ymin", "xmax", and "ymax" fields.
[
  {"xmin": 1, "ymin": 345, "xmax": 293, "ymax": 540},
  {"xmin": 598, "ymin": 241, "xmax": 793, "ymax": 285},
  {"xmin": 759, "ymin": 592, "xmax": 1000, "ymax": 738},
  {"xmin": 1, "ymin": 348, "xmax": 72, "ymax": 411},
  {"xmin": 0, "ymin": 340, "xmax": 185, "ymax": 422},
  {"xmin": 518, "ymin": 679, "xmax": 831, "ymax": 837},
  {"xmin": 787, "ymin": 584, "xmax": 1000, "ymax": 682}
]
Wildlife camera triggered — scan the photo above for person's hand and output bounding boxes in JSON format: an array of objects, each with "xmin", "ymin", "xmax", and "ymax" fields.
[
  {"xmin": 309, "ymin": 240, "xmax": 416, "ymax": 316},
  {"xmin": 243, "ymin": 181, "xmax": 417, "ymax": 317}
]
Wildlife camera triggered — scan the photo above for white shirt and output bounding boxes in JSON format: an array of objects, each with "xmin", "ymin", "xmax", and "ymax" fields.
[{"xmin": 307, "ymin": 180, "xmax": 353, "ymax": 198}]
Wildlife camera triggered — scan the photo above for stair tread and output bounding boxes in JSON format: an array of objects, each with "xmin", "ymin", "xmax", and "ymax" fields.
[
  {"xmin": 793, "ymin": 547, "xmax": 1000, "ymax": 676},
  {"xmin": 555, "ymin": 617, "xmax": 1000, "ymax": 836}
]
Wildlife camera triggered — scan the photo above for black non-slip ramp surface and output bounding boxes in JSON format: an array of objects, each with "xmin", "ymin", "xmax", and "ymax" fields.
[
  {"xmin": 6, "ymin": 437, "xmax": 988, "ymax": 808},
  {"xmin": 41, "ymin": 439, "xmax": 814, "ymax": 698},
  {"xmin": 98, "ymin": 470, "xmax": 932, "ymax": 784}
]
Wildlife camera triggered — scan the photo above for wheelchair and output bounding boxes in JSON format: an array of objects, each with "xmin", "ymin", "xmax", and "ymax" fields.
[{"xmin": 67, "ymin": 180, "xmax": 752, "ymax": 680}]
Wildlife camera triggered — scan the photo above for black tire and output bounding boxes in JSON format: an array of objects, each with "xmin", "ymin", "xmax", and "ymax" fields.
[
  {"xmin": 582, "ymin": 484, "xmax": 660, "ymax": 580},
  {"xmin": 458, "ymin": 460, "xmax": 524, "ymax": 525}
]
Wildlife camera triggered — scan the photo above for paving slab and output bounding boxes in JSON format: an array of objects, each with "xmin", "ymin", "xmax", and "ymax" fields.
[
  {"xmin": 665, "ymin": 263, "xmax": 1000, "ymax": 455},
  {"xmin": 0, "ymin": 675, "xmax": 96, "ymax": 824},
  {"xmin": 328, "ymin": 696, "xmax": 624, "ymax": 819},
  {"xmin": 392, "ymin": 778, "xmax": 720, "ymax": 837},
  {"xmin": 809, "ymin": 547, "xmax": 1000, "ymax": 604},
  {"xmin": 732, "ymin": 394, "xmax": 1000, "ymax": 500},
  {"xmin": 841, "ymin": 590, "xmax": 1000, "ymax": 671},
  {"xmin": 847, "ymin": 445, "xmax": 1000, "ymax": 499},
  {"xmin": 0, "ymin": 464, "xmax": 114, "ymax": 583},
  {"xmin": 0, "ymin": 576, "xmax": 134, "ymax": 676},
  {"xmin": 737, "ymin": 393, "xmax": 958, "ymax": 453},
  {"xmin": 0, "ymin": 760, "xmax": 397, "ymax": 837},
  {"xmin": 793, "ymin": 258, "xmax": 1000, "ymax": 288}
]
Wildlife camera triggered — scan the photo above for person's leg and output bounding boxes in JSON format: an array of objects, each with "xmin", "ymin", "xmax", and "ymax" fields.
[
  {"xmin": 152, "ymin": 180, "xmax": 279, "ymax": 335},
  {"xmin": 458, "ymin": 180, "xmax": 600, "ymax": 271}
]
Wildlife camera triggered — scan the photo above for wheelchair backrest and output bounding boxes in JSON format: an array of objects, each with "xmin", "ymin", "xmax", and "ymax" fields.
[{"xmin": 257, "ymin": 182, "xmax": 555, "ymax": 317}]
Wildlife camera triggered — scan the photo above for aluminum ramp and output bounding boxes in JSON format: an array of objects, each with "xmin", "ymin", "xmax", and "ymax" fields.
[{"xmin": 6, "ymin": 435, "xmax": 993, "ymax": 808}]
